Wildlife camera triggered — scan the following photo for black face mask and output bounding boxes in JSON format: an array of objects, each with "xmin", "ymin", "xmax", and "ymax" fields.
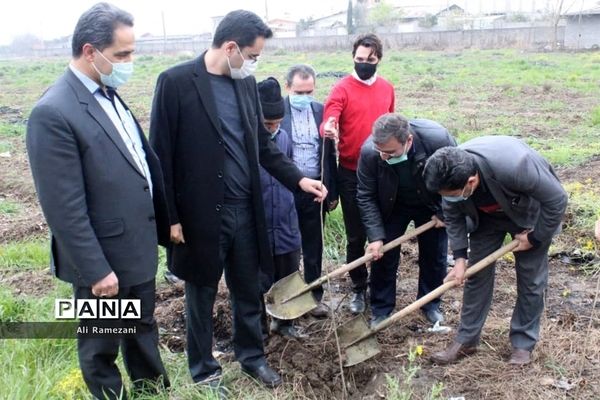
[{"xmin": 354, "ymin": 62, "xmax": 378, "ymax": 80}]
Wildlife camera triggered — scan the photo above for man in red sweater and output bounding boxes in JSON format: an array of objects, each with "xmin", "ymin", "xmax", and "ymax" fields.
[{"xmin": 321, "ymin": 33, "xmax": 395, "ymax": 314}]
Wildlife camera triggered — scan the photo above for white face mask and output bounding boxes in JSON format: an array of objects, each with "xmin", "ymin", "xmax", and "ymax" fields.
[
  {"xmin": 92, "ymin": 49, "xmax": 133, "ymax": 88},
  {"xmin": 227, "ymin": 43, "xmax": 258, "ymax": 79}
]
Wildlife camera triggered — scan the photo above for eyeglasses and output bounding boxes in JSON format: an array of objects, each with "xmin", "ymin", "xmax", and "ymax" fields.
[
  {"xmin": 235, "ymin": 44, "xmax": 260, "ymax": 64},
  {"xmin": 372, "ymin": 143, "xmax": 400, "ymax": 157}
]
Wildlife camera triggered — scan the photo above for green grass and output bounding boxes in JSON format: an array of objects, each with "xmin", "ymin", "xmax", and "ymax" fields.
[
  {"xmin": 590, "ymin": 106, "xmax": 600, "ymax": 127},
  {"xmin": 324, "ymin": 207, "xmax": 347, "ymax": 262},
  {"xmin": 0, "ymin": 337, "xmax": 285, "ymax": 400},
  {"xmin": 0, "ymin": 199, "xmax": 20, "ymax": 215},
  {"xmin": 0, "ymin": 139, "xmax": 13, "ymax": 153},
  {"xmin": 0, "ymin": 122, "xmax": 25, "ymax": 137},
  {"xmin": 0, "ymin": 239, "xmax": 50, "ymax": 270}
]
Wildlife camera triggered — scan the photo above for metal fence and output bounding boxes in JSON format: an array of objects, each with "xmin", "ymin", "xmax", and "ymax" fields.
[{"xmin": 0, "ymin": 26, "xmax": 565, "ymax": 59}]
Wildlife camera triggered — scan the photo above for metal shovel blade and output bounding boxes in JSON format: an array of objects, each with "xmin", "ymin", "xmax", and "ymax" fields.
[
  {"xmin": 264, "ymin": 271, "xmax": 318, "ymax": 320},
  {"xmin": 338, "ymin": 314, "xmax": 381, "ymax": 367}
]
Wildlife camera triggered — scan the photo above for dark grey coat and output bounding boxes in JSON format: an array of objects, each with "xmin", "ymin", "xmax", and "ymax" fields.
[
  {"xmin": 26, "ymin": 69, "xmax": 169, "ymax": 287},
  {"xmin": 443, "ymin": 135, "xmax": 568, "ymax": 253},
  {"xmin": 357, "ymin": 119, "xmax": 456, "ymax": 242}
]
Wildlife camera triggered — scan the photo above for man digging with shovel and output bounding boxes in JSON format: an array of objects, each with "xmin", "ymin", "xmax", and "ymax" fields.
[
  {"xmin": 423, "ymin": 136, "xmax": 567, "ymax": 366},
  {"xmin": 356, "ymin": 113, "xmax": 456, "ymax": 328}
]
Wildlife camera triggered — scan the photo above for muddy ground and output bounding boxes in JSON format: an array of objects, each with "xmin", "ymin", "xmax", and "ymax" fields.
[
  {"xmin": 148, "ymin": 153, "xmax": 600, "ymax": 399},
  {"xmin": 152, "ymin": 242, "xmax": 600, "ymax": 399}
]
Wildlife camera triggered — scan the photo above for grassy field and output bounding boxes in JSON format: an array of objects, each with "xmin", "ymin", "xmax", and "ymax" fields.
[{"xmin": 0, "ymin": 48, "xmax": 599, "ymax": 399}]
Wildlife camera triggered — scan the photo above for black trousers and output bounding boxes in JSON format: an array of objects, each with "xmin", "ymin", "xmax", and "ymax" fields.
[
  {"xmin": 369, "ymin": 206, "xmax": 448, "ymax": 317},
  {"xmin": 185, "ymin": 203, "xmax": 265, "ymax": 383},
  {"xmin": 294, "ymin": 191, "xmax": 326, "ymax": 301},
  {"xmin": 337, "ymin": 165, "xmax": 368, "ymax": 292},
  {"xmin": 75, "ymin": 279, "xmax": 169, "ymax": 400}
]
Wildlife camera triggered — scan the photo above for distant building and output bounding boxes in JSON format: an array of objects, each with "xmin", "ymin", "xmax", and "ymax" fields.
[
  {"xmin": 267, "ymin": 19, "xmax": 298, "ymax": 38},
  {"xmin": 375, "ymin": 4, "xmax": 468, "ymax": 33},
  {"xmin": 302, "ymin": 11, "xmax": 348, "ymax": 36},
  {"xmin": 564, "ymin": 6, "xmax": 600, "ymax": 49}
]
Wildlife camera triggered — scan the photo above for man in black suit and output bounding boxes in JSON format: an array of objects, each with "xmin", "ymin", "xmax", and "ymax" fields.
[
  {"xmin": 149, "ymin": 10, "xmax": 327, "ymax": 389},
  {"xmin": 281, "ymin": 64, "xmax": 338, "ymax": 317},
  {"xmin": 26, "ymin": 3, "xmax": 169, "ymax": 399}
]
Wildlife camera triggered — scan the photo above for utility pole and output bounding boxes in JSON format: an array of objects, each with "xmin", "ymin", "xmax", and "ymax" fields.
[
  {"xmin": 161, "ymin": 11, "xmax": 167, "ymax": 54},
  {"xmin": 265, "ymin": 0, "xmax": 269, "ymax": 21}
]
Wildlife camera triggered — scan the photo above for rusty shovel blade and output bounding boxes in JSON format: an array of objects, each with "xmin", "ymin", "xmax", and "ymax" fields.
[
  {"xmin": 337, "ymin": 314, "xmax": 381, "ymax": 367},
  {"xmin": 264, "ymin": 271, "xmax": 318, "ymax": 320}
]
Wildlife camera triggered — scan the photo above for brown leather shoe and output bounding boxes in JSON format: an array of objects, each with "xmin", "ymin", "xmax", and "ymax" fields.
[
  {"xmin": 508, "ymin": 348, "xmax": 531, "ymax": 365},
  {"xmin": 430, "ymin": 341, "xmax": 477, "ymax": 365}
]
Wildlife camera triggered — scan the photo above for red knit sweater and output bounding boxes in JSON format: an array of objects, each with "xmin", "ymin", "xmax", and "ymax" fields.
[{"xmin": 320, "ymin": 75, "xmax": 395, "ymax": 171}]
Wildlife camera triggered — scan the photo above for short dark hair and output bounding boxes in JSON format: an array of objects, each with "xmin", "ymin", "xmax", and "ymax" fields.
[
  {"xmin": 71, "ymin": 2, "xmax": 133, "ymax": 58},
  {"xmin": 423, "ymin": 147, "xmax": 477, "ymax": 192},
  {"xmin": 372, "ymin": 113, "xmax": 412, "ymax": 145},
  {"xmin": 285, "ymin": 64, "xmax": 316, "ymax": 87},
  {"xmin": 212, "ymin": 10, "xmax": 273, "ymax": 48},
  {"xmin": 352, "ymin": 33, "xmax": 383, "ymax": 59}
]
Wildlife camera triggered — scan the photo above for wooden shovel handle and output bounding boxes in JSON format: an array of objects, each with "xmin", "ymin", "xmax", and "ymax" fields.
[
  {"xmin": 305, "ymin": 220, "xmax": 437, "ymax": 292},
  {"xmin": 370, "ymin": 239, "xmax": 520, "ymax": 335}
]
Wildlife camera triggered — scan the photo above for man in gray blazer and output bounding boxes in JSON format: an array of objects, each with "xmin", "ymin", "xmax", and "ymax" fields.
[
  {"xmin": 26, "ymin": 4, "xmax": 169, "ymax": 399},
  {"xmin": 423, "ymin": 136, "xmax": 567, "ymax": 366}
]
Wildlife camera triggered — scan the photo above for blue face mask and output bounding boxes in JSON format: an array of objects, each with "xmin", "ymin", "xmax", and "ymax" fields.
[
  {"xmin": 93, "ymin": 49, "xmax": 134, "ymax": 88},
  {"xmin": 442, "ymin": 195, "xmax": 466, "ymax": 202},
  {"xmin": 385, "ymin": 153, "xmax": 408, "ymax": 165},
  {"xmin": 289, "ymin": 94, "xmax": 313, "ymax": 110},
  {"xmin": 442, "ymin": 184, "xmax": 473, "ymax": 202},
  {"xmin": 383, "ymin": 142, "xmax": 409, "ymax": 165}
]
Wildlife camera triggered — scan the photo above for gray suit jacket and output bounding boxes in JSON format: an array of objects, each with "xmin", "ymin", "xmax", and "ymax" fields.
[
  {"xmin": 26, "ymin": 68, "xmax": 168, "ymax": 287},
  {"xmin": 443, "ymin": 136, "xmax": 567, "ymax": 253}
]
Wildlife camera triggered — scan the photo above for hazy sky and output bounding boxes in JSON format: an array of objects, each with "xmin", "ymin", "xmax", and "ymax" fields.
[
  {"xmin": 0, "ymin": 0, "xmax": 597, "ymax": 45},
  {"xmin": 0, "ymin": 0, "xmax": 347, "ymax": 45}
]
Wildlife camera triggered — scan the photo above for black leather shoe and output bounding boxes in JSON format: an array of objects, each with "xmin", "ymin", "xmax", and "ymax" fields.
[
  {"xmin": 369, "ymin": 314, "xmax": 389, "ymax": 329},
  {"xmin": 349, "ymin": 291, "xmax": 366, "ymax": 314},
  {"xmin": 242, "ymin": 363, "xmax": 282, "ymax": 388},
  {"xmin": 164, "ymin": 270, "xmax": 182, "ymax": 284},
  {"xmin": 423, "ymin": 308, "xmax": 444, "ymax": 324},
  {"xmin": 195, "ymin": 370, "xmax": 229, "ymax": 399},
  {"xmin": 270, "ymin": 321, "xmax": 308, "ymax": 339}
]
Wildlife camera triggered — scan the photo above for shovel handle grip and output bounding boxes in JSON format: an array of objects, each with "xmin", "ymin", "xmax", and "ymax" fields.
[
  {"xmin": 306, "ymin": 220, "xmax": 437, "ymax": 292},
  {"xmin": 369, "ymin": 239, "xmax": 520, "ymax": 335}
]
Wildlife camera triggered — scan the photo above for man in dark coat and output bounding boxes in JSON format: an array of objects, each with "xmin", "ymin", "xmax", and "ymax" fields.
[
  {"xmin": 357, "ymin": 113, "xmax": 455, "ymax": 327},
  {"xmin": 149, "ymin": 10, "xmax": 326, "ymax": 389}
]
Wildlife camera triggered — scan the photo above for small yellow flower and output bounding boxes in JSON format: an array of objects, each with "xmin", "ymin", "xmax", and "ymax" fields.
[
  {"xmin": 582, "ymin": 240, "xmax": 594, "ymax": 251},
  {"xmin": 502, "ymin": 252, "xmax": 515, "ymax": 263},
  {"xmin": 415, "ymin": 345, "xmax": 424, "ymax": 356},
  {"xmin": 53, "ymin": 368, "xmax": 87, "ymax": 400},
  {"xmin": 562, "ymin": 289, "xmax": 571, "ymax": 297}
]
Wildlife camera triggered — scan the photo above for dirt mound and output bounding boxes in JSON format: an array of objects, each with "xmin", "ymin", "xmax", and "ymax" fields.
[{"xmin": 154, "ymin": 282, "xmax": 186, "ymax": 352}]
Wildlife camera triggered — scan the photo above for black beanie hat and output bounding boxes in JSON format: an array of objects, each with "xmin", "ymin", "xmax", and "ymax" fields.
[{"xmin": 257, "ymin": 77, "xmax": 285, "ymax": 120}]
